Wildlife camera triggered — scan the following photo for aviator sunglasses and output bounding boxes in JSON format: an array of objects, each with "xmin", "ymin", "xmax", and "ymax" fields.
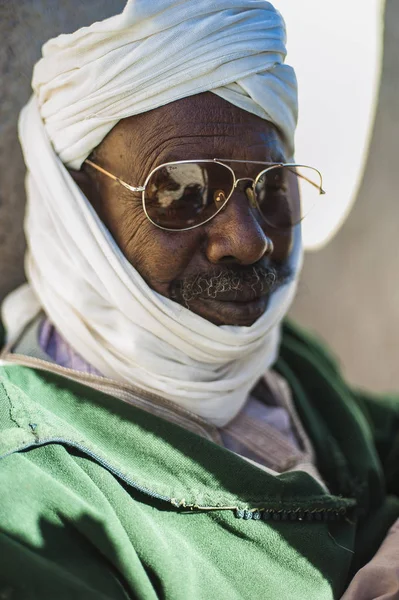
[{"xmin": 85, "ymin": 158, "xmax": 326, "ymax": 232}]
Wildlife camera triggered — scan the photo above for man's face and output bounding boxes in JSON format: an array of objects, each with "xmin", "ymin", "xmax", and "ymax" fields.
[{"xmin": 79, "ymin": 93, "xmax": 294, "ymax": 327}]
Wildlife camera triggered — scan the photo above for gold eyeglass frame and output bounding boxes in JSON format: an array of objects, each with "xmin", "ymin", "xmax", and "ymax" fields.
[{"xmin": 84, "ymin": 158, "xmax": 326, "ymax": 232}]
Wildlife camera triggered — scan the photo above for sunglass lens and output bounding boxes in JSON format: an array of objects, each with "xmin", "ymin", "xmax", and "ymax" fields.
[
  {"xmin": 254, "ymin": 166, "xmax": 323, "ymax": 229},
  {"xmin": 144, "ymin": 162, "xmax": 233, "ymax": 230}
]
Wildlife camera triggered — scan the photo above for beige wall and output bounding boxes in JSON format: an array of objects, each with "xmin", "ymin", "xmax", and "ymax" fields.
[
  {"xmin": 1, "ymin": 1, "xmax": 398, "ymax": 392},
  {"xmin": 0, "ymin": 1, "xmax": 125, "ymax": 300},
  {"xmin": 290, "ymin": 0, "xmax": 399, "ymax": 392}
]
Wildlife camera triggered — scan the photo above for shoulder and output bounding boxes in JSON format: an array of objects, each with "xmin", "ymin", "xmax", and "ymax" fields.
[
  {"xmin": 278, "ymin": 319, "xmax": 343, "ymax": 394},
  {"xmin": 0, "ymin": 365, "xmax": 131, "ymax": 599}
]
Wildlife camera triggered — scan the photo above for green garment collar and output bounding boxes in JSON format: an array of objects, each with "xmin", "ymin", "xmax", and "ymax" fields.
[{"xmin": 0, "ymin": 362, "xmax": 355, "ymax": 520}]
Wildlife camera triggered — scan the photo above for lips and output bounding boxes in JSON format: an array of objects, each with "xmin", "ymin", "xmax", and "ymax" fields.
[
  {"xmin": 194, "ymin": 295, "xmax": 270, "ymax": 326},
  {"xmin": 168, "ymin": 262, "xmax": 290, "ymax": 325}
]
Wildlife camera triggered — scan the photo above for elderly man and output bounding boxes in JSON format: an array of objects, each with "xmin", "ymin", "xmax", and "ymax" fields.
[{"xmin": 0, "ymin": 1, "xmax": 398, "ymax": 599}]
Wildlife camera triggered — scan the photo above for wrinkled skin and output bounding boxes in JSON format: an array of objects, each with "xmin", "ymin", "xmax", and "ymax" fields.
[{"xmin": 71, "ymin": 92, "xmax": 294, "ymax": 327}]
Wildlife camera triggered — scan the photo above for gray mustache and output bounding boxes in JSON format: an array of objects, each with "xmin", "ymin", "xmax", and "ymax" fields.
[{"xmin": 171, "ymin": 265, "xmax": 292, "ymax": 305}]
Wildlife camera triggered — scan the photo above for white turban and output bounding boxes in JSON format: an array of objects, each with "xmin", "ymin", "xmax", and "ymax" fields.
[
  {"xmin": 33, "ymin": 0, "xmax": 298, "ymax": 168},
  {"xmin": 3, "ymin": 0, "xmax": 302, "ymax": 427}
]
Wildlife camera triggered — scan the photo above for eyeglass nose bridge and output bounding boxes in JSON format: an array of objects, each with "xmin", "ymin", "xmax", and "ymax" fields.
[
  {"xmin": 231, "ymin": 177, "xmax": 258, "ymax": 210},
  {"xmin": 234, "ymin": 176, "xmax": 255, "ymax": 189}
]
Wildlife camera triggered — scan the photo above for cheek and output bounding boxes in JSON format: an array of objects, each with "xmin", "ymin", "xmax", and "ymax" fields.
[
  {"xmin": 263, "ymin": 224, "xmax": 293, "ymax": 262},
  {"xmin": 129, "ymin": 230, "xmax": 202, "ymax": 294},
  {"xmin": 95, "ymin": 188, "xmax": 202, "ymax": 294},
  {"xmin": 112, "ymin": 203, "xmax": 201, "ymax": 293}
]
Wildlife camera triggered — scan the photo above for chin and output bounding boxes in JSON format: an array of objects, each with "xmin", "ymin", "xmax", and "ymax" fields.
[{"xmin": 184, "ymin": 295, "xmax": 270, "ymax": 327}]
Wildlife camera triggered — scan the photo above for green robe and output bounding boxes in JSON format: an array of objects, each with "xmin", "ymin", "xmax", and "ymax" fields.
[{"xmin": 0, "ymin": 321, "xmax": 398, "ymax": 599}]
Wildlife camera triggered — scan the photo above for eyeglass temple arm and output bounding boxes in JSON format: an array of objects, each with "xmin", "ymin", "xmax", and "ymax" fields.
[
  {"xmin": 286, "ymin": 167, "xmax": 326, "ymax": 195},
  {"xmin": 84, "ymin": 160, "xmax": 145, "ymax": 192}
]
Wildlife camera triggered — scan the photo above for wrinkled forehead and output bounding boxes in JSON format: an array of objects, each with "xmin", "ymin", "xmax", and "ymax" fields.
[{"xmin": 94, "ymin": 93, "xmax": 287, "ymax": 173}]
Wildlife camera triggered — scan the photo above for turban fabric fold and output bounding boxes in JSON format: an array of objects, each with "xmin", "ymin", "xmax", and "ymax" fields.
[
  {"xmin": 3, "ymin": 0, "xmax": 302, "ymax": 427},
  {"xmin": 32, "ymin": 0, "xmax": 298, "ymax": 168}
]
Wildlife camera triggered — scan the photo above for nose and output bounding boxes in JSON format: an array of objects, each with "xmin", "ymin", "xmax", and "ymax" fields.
[{"xmin": 204, "ymin": 187, "xmax": 273, "ymax": 265}]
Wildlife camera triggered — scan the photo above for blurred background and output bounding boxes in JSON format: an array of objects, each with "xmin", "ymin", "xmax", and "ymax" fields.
[
  {"xmin": 290, "ymin": 0, "xmax": 399, "ymax": 392},
  {"xmin": 0, "ymin": 0, "xmax": 398, "ymax": 392}
]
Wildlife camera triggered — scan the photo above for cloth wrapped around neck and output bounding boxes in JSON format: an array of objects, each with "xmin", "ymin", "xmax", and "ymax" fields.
[{"xmin": 3, "ymin": 0, "xmax": 302, "ymax": 427}]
